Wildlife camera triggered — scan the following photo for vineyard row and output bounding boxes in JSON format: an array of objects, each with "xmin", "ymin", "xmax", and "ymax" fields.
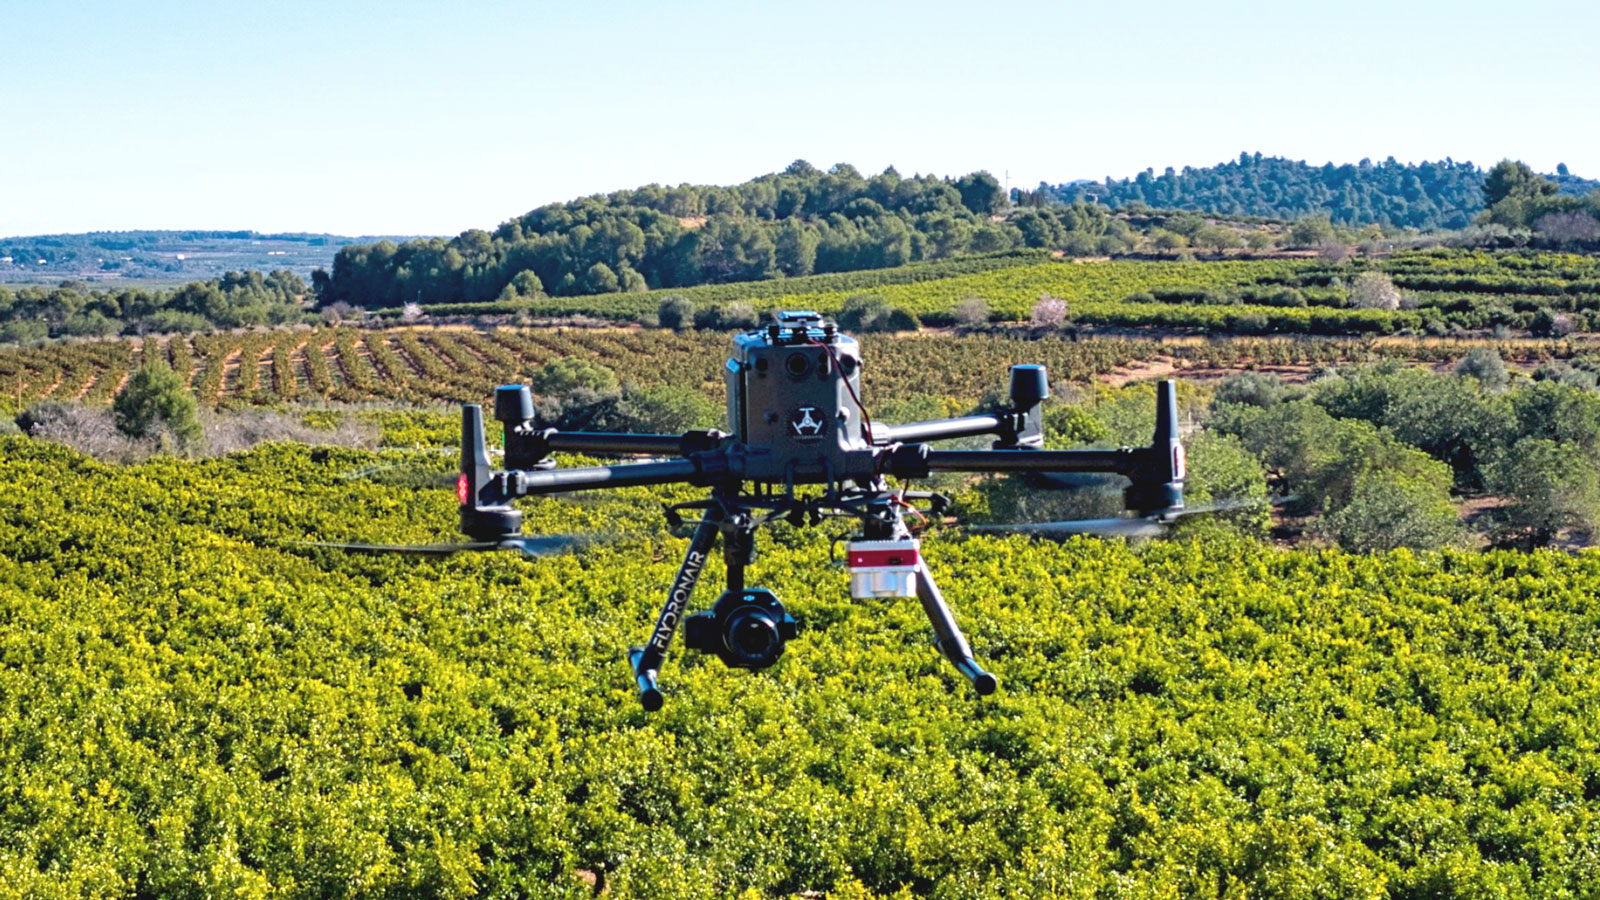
[{"xmin": 1, "ymin": 326, "xmax": 1592, "ymax": 412}]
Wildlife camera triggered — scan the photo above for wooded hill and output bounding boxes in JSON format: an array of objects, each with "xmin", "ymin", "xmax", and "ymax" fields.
[
  {"xmin": 316, "ymin": 162, "xmax": 1143, "ymax": 308},
  {"xmin": 1047, "ymin": 153, "xmax": 1598, "ymax": 229}
]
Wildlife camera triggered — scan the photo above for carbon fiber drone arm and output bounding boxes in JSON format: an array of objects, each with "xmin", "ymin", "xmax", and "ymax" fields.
[
  {"xmin": 922, "ymin": 448, "xmax": 1137, "ymax": 474},
  {"xmin": 458, "ymin": 404, "xmax": 728, "ymax": 542},
  {"xmin": 492, "ymin": 384, "xmax": 724, "ymax": 468},
  {"xmin": 874, "ymin": 414, "xmax": 1013, "ymax": 446},
  {"xmin": 873, "ymin": 364, "xmax": 1050, "ymax": 449},
  {"xmin": 503, "ymin": 457, "xmax": 709, "ymax": 497},
  {"xmin": 883, "ymin": 380, "xmax": 1187, "ymax": 515}
]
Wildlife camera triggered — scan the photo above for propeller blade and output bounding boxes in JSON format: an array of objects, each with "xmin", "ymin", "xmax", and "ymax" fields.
[
  {"xmin": 1156, "ymin": 496, "xmax": 1269, "ymax": 522},
  {"xmin": 968, "ymin": 517, "xmax": 1167, "ymax": 539},
  {"xmin": 295, "ymin": 539, "xmax": 504, "ymax": 555},
  {"xmin": 968, "ymin": 496, "xmax": 1281, "ymax": 540},
  {"xmin": 508, "ymin": 534, "xmax": 603, "ymax": 556},
  {"xmin": 294, "ymin": 533, "xmax": 609, "ymax": 557}
]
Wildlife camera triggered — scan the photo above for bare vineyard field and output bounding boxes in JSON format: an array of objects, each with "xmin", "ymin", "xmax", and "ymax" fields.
[{"xmin": 2, "ymin": 326, "xmax": 1592, "ymax": 413}]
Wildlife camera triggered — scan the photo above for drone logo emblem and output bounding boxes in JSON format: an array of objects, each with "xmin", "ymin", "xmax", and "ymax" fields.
[{"xmin": 789, "ymin": 406, "xmax": 826, "ymax": 440}]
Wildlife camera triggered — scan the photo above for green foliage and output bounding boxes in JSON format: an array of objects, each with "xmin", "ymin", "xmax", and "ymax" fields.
[
  {"xmin": 6, "ymin": 439, "xmax": 1600, "ymax": 895},
  {"xmin": 1488, "ymin": 437, "xmax": 1600, "ymax": 546},
  {"xmin": 1042, "ymin": 404, "xmax": 1109, "ymax": 446},
  {"xmin": 111, "ymin": 358, "xmax": 200, "ymax": 446},
  {"xmin": 658, "ymin": 295, "xmax": 695, "ymax": 331},
  {"xmin": 833, "ymin": 296, "xmax": 918, "ymax": 333},
  {"xmin": 692, "ymin": 302, "xmax": 760, "ymax": 331},
  {"xmin": 532, "ymin": 357, "xmax": 621, "ymax": 398},
  {"xmin": 1322, "ymin": 467, "xmax": 1461, "ymax": 552},
  {"xmin": 1288, "ymin": 215, "xmax": 1336, "ymax": 248},
  {"xmin": 1454, "ymin": 346, "xmax": 1508, "ymax": 390},
  {"xmin": 1212, "ymin": 372, "xmax": 1287, "ymax": 409},
  {"xmin": 1054, "ymin": 153, "xmax": 1595, "ymax": 229},
  {"xmin": 1312, "ymin": 362, "xmax": 1513, "ymax": 487},
  {"xmin": 1182, "ymin": 431, "xmax": 1272, "ymax": 537},
  {"xmin": 322, "ymin": 165, "xmax": 1046, "ymax": 308},
  {"xmin": 619, "ymin": 384, "xmax": 722, "ymax": 433},
  {"xmin": 1483, "ymin": 159, "xmax": 1558, "ymax": 208},
  {"xmin": 1213, "ymin": 398, "xmax": 1449, "ymax": 517},
  {"xmin": 0, "ymin": 271, "xmax": 307, "ymax": 342}
]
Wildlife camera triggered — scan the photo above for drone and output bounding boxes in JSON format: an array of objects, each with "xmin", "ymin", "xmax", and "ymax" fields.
[{"xmin": 322, "ymin": 311, "xmax": 1190, "ymax": 710}]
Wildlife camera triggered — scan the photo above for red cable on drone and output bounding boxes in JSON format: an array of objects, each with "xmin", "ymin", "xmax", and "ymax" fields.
[{"xmin": 810, "ymin": 337, "xmax": 875, "ymax": 445}]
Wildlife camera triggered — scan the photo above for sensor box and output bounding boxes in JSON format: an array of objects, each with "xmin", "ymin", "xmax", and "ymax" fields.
[{"xmin": 847, "ymin": 538, "xmax": 921, "ymax": 599}]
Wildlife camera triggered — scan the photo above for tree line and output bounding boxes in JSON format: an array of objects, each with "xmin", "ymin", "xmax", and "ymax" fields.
[
  {"xmin": 1050, "ymin": 152, "xmax": 1598, "ymax": 230},
  {"xmin": 314, "ymin": 162, "xmax": 1140, "ymax": 308},
  {"xmin": 0, "ymin": 271, "xmax": 308, "ymax": 342}
]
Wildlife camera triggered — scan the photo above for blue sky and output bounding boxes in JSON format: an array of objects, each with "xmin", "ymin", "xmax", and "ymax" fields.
[{"xmin": 2, "ymin": 0, "xmax": 1595, "ymax": 237}]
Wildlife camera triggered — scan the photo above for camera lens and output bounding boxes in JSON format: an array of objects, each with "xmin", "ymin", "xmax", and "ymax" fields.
[
  {"xmin": 724, "ymin": 607, "xmax": 780, "ymax": 665},
  {"xmin": 785, "ymin": 353, "xmax": 810, "ymax": 377}
]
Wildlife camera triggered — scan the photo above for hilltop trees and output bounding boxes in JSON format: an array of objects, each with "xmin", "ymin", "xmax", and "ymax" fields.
[
  {"xmin": 1053, "ymin": 153, "xmax": 1597, "ymax": 230},
  {"xmin": 317, "ymin": 164, "xmax": 1142, "ymax": 308}
]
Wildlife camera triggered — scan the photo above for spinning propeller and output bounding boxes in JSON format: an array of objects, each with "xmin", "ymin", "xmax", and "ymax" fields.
[
  {"xmin": 294, "ymin": 534, "xmax": 604, "ymax": 556},
  {"xmin": 967, "ymin": 497, "xmax": 1271, "ymax": 539}
]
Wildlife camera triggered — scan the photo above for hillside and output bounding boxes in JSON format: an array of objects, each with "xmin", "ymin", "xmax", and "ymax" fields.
[
  {"xmin": 317, "ymin": 163, "xmax": 1156, "ymax": 309},
  {"xmin": 1048, "ymin": 153, "xmax": 1599, "ymax": 230}
]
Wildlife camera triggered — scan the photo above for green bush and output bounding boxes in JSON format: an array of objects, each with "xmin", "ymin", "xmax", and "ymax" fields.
[
  {"xmin": 620, "ymin": 384, "xmax": 722, "ymax": 433},
  {"xmin": 1454, "ymin": 346, "xmax": 1509, "ymax": 390},
  {"xmin": 1488, "ymin": 436, "xmax": 1600, "ymax": 546},
  {"xmin": 112, "ymin": 359, "xmax": 200, "ymax": 446},
  {"xmin": 658, "ymin": 295, "xmax": 695, "ymax": 331},
  {"xmin": 1322, "ymin": 467, "xmax": 1461, "ymax": 552}
]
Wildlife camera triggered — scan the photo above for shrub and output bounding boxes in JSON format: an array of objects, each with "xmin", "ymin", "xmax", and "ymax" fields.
[
  {"xmin": 0, "ymin": 320, "xmax": 48, "ymax": 344},
  {"xmin": 1349, "ymin": 272, "xmax": 1402, "ymax": 310},
  {"xmin": 531, "ymin": 358, "xmax": 621, "ymax": 398},
  {"xmin": 836, "ymin": 295, "xmax": 892, "ymax": 332},
  {"xmin": 658, "ymin": 295, "xmax": 695, "ymax": 331},
  {"xmin": 1030, "ymin": 295, "xmax": 1068, "ymax": 329},
  {"xmin": 1488, "ymin": 437, "xmax": 1600, "ymax": 546},
  {"xmin": 1213, "ymin": 373, "xmax": 1287, "ymax": 409},
  {"xmin": 112, "ymin": 359, "xmax": 201, "ymax": 447},
  {"xmin": 139, "ymin": 310, "xmax": 212, "ymax": 334},
  {"xmin": 619, "ymin": 384, "xmax": 722, "ymax": 433},
  {"xmin": 1454, "ymin": 347, "xmax": 1508, "ymax": 390},
  {"xmin": 1322, "ymin": 467, "xmax": 1461, "ymax": 552},
  {"xmin": 882, "ymin": 307, "xmax": 921, "ymax": 332},
  {"xmin": 953, "ymin": 297, "xmax": 989, "ymax": 328},
  {"xmin": 694, "ymin": 302, "xmax": 759, "ymax": 330}
]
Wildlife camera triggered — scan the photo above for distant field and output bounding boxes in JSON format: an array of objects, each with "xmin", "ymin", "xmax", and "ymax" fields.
[
  {"xmin": 0, "ymin": 230, "xmax": 423, "ymax": 285},
  {"xmin": 0, "ymin": 326, "xmax": 1583, "ymax": 413},
  {"xmin": 395, "ymin": 250, "xmax": 1600, "ymax": 337}
]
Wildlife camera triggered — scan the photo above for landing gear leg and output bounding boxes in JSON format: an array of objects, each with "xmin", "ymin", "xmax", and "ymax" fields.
[
  {"xmin": 628, "ymin": 515, "xmax": 718, "ymax": 711},
  {"xmin": 914, "ymin": 564, "xmax": 998, "ymax": 696}
]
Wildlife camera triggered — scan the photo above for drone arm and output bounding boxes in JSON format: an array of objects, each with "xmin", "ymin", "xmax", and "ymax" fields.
[
  {"xmin": 543, "ymin": 432, "xmax": 693, "ymax": 455},
  {"xmin": 503, "ymin": 457, "xmax": 711, "ymax": 498},
  {"xmin": 921, "ymin": 448, "xmax": 1138, "ymax": 475},
  {"xmin": 875, "ymin": 415, "xmax": 1006, "ymax": 445},
  {"xmin": 875, "ymin": 366, "xmax": 1052, "ymax": 448},
  {"xmin": 543, "ymin": 429, "xmax": 725, "ymax": 457}
]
